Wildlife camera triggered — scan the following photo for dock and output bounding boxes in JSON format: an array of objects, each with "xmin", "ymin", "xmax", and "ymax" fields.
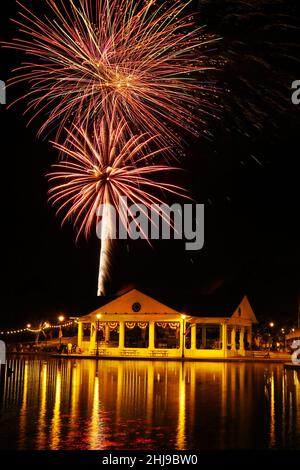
[{"xmin": 284, "ymin": 362, "xmax": 300, "ymax": 370}]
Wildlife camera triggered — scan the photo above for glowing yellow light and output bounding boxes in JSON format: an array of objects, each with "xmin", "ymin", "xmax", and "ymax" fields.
[
  {"xmin": 181, "ymin": 314, "xmax": 187, "ymax": 320},
  {"xmin": 44, "ymin": 322, "xmax": 50, "ymax": 328},
  {"xmin": 27, "ymin": 324, "xmax": 31, "ymax": 328},
  {"xmin": 96, "ymin": 313, "xmax": 102, "ymax": 320},
  {"xmin": 58, "ymin": 315, "xmax": 65, "ymax": 322},
  {"xmin": 269, "ymin": 322, "xmax": 275, "ymax": 328}
]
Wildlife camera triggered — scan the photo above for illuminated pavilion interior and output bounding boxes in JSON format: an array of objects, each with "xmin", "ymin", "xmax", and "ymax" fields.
[{"xmin": 77, "ymin": 289, "xmax": 258, "ymax": 359}]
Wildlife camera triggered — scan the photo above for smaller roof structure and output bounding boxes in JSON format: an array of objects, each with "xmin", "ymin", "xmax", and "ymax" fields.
[{"xmin": 286, "ymin": 328, "xmax": 300, "ymax": 340}]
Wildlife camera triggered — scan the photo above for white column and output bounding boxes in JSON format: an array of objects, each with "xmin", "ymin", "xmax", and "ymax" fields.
[
  {"xmin": 119, "ymin": 321, "xmax": 125, "ymax": 349},
  {"xmin": 149, "ymin": 322, "xmax": 155, "ymax": 349},
  {"xmin": 90, "ymin": 322, "xmax": 96, "ymax": 352},
  {"xmin": 191, "ymin": 324, "xmax": 196, "ymax": 351},
  {"xmin": 78, "ymin": 322, "xmax": 83, "ymax": 348},
  {"xmin": 222, "ymin": 324, "xmax": 227, "ymax": 357}
]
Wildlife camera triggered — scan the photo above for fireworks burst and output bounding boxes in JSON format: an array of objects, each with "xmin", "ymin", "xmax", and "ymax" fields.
[
  {"xmin": 6, "ymin": 0, "xmax": 218, "ymax": 153},
  {"xmin": 48, "ymin": 111, "xmax": 188, "ymax": 295},
  {"xmin": 4, "ymin": 0, "xmax": 216, "ymax": 295}
]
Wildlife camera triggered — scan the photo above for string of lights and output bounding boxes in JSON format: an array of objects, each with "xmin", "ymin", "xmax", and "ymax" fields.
[{"xmin": 0, "ymin": 320, "xmax": 77, "ymax": 336}]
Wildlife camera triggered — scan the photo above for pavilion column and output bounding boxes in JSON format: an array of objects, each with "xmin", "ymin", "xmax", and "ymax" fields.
[
  {"xmin": 222, "ymin": 324, "xmax": 227, "ymax": 357},
  {"xmin": 231, "ymin": 327, "xmax": 236, "ymax": 353},
  {"xmin": 90, "ymin": 322, "xmax": 96, "ymax": 352},
  {"xmin": 149, "ymin": 322, "xmax": 155, "ymax": 349},
  {"xmin": 239, "ymin": 327, "xmax": 245, "ymax": 353},
  {"xmin": 78, "ymin": 322, "xmax": 83, "ymax": 348},
  {"xmin": 191, "ymin": 324, "xmax": 196, "ymax": 350},
  {"xmin": 119, "ymin": 321, "xmax": 125, "ymax": 349}
]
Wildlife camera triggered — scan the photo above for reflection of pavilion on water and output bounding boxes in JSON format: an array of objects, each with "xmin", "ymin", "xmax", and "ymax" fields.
[
  {"xmin": 1, "ymin": 358, "xmax": 299, "ymax": 450},
  {"xmin": 76, "ymin": 289, "xmax": 258, "ymax": 359}
]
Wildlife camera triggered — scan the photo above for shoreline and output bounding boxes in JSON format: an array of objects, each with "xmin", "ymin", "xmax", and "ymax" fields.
[{"xmin": 5, "ymin": 352, "xmax": 291, "ymax": 363}]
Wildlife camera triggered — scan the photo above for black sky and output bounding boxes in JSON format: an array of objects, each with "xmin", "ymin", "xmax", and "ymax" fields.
[{"xmin": 0, "ymin": 0, "xmax": 299, "ymax": 328}]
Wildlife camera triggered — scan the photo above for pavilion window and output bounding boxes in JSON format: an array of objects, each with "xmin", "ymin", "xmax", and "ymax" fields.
[
  {"xmin": 196, "ymin": 324, "xmax": 222, "ymax": 350},
  {"xmin": 227, "ymin": 326, "xmax": 233, "ymax": 350},
  {"xmin": 83, "ymin": 323, "xmax": 91, "ymax": 338},
  {"xmin": 109, "ymin": 323, "xmax": 120, "ymax": 347},
  {"xmin": 125, "ymin": 322, "xmax": 149, "ymax": 348},
  {"xmin": 96, "ymin": 322, "xmax": 120, "ymax": 347},
  {"xmin": 236, "ymin": 329, "xmax": 240, "ymax": 349},
  {"xmin": 154, "ymin": 322, "xmax": 180, "ymax": 349},
  {"xmin": 244, "ymin": 328, "xmax": 251, "ymax": 350}
]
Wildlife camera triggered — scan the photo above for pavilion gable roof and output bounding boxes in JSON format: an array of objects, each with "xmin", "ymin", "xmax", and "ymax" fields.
[{"xmin": 79, "ymin": 289, "xmax": 181, "ymax": 321}]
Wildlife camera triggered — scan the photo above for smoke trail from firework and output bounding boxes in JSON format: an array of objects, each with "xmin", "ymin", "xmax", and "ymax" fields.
[
  {"xmin": 48, "ymin": 112, "xmax": 188, "ymax": 295},
  {"xmin": 97, "ymin": 203, "xmax": 113, "ymax": 296},
  {"xmin": 5, "ymin": 0, "xmax": 219, "ymax": 154}
]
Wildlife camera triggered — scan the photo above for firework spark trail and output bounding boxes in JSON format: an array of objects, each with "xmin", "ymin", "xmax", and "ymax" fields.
[
  {"xmin": 5, "ymin": 0, "xmax": 219, "ymax": 154},
  {"xmin": 47, "ymin": 110, "xmax": 189, "ymax": 295}
]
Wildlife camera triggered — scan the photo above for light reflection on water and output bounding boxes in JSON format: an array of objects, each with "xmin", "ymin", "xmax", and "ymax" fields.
[{"xmin": 0, "ymin": 358, "xmax": 299, "ymax": 450}]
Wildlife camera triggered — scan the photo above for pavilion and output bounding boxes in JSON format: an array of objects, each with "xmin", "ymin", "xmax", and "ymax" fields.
[{"xmin": 77, "ymin": 288, "xmax": 258, "ymax": 359}]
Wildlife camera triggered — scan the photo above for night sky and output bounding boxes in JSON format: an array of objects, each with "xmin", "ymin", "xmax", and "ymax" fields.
[{"xmin": 0, "ymin": 0, "xmax": 299, "ymax": 329}]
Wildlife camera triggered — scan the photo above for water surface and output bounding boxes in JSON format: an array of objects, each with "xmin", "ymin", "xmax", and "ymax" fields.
[{"xmin": 0, "ymin": 357, "xmax": 299, "ymax": 450}]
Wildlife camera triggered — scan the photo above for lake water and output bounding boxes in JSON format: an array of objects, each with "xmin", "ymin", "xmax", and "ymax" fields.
[{"xmin": 0, "ymin": 357, "xmax": 299, "ymax": 450}]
